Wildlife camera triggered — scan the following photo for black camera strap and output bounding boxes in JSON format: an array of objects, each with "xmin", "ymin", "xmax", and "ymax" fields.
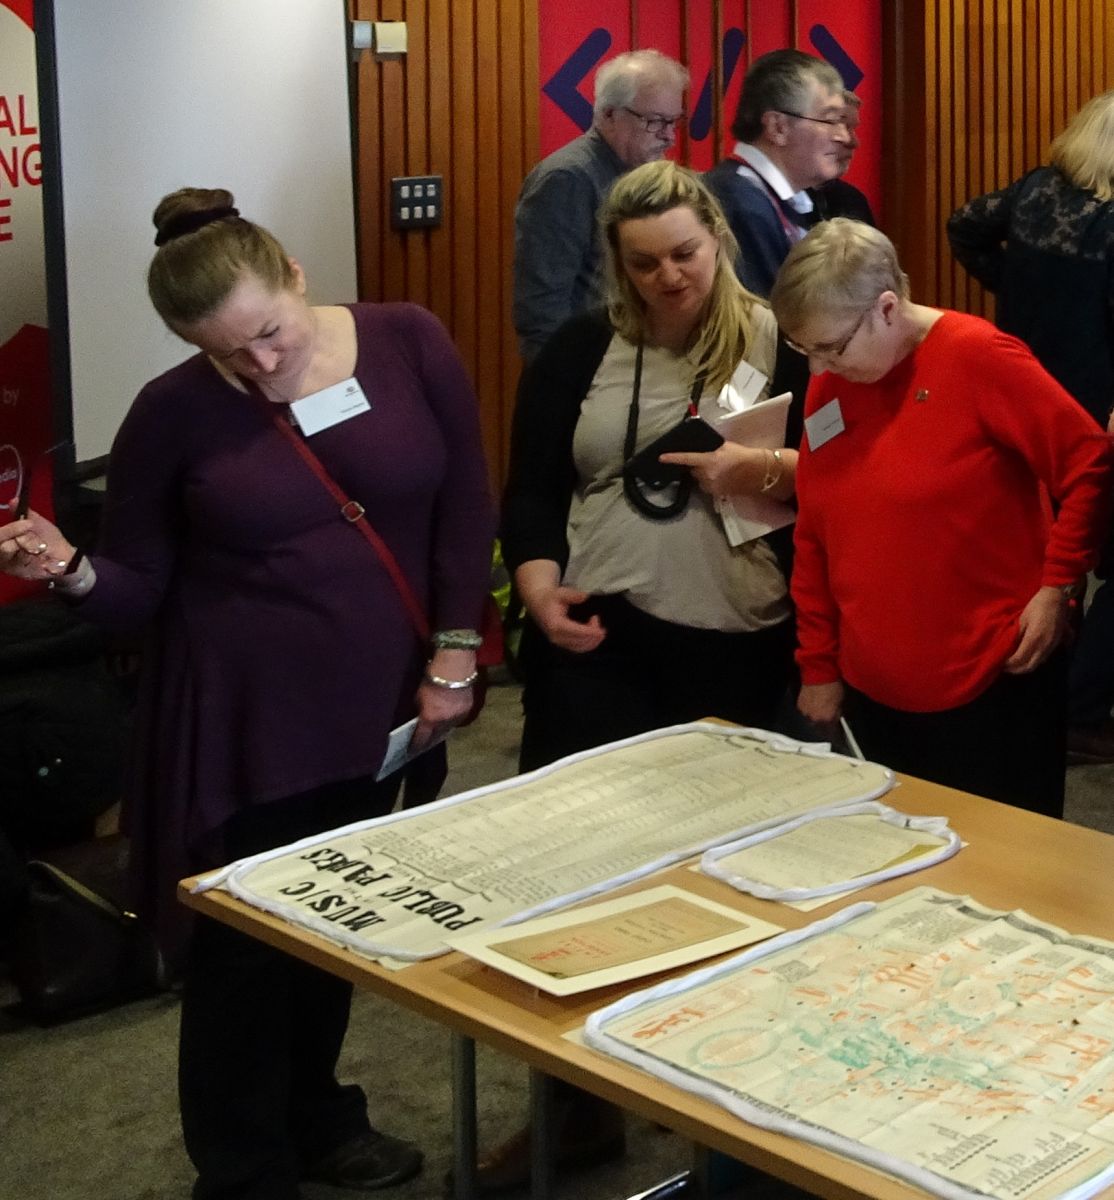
[
  {"xmin": 622, "ymin": 342, "xmax": 706, "ymax": 462},
  {"xmin": 622, "ymin": 342, "xmax": 707, "ymax": 520}
]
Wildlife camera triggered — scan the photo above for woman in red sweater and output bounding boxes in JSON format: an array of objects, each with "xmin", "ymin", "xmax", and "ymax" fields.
[{"xmin": 769, "ymin": 218, "xmax": 1112, "ymax": 816}]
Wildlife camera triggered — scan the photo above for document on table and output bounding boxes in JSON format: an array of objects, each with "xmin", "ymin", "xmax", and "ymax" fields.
[
  {"xmin": 446, "ymin": 884, "xmax": 784, "ymax": 996},
  {"xmin": 196, "ymin": 723, "xmax": 893, "ymax": 962},
  {"xmin": 701, "ymin": 802, "xmax": 959, "ymax": 904},
  {"xmin": 713, "ymin": 392, "xmax": 796, "ymax": 546},
  {"xmin": 586, "ymin": 887, "xmax": 1114, "ymax": 1200}
]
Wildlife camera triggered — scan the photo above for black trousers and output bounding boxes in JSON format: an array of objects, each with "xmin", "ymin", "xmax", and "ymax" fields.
[
  {"xmin": 844, "ymin": 650, "xmax": 1067, "ymax": 819},
  {"xmin": 179, "ymin": 774, "xmax": 401, "ymax": 1200},
  {"xmin": 519, "ymin": 594, "xmax": 795, "ymax": 772}
]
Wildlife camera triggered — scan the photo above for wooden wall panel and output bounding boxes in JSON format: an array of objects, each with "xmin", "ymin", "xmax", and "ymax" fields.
[
  {"xmin": 352, "ymin": 0, "xmax": 884, "ymax": 487},
  {"xmin": 349, "ymin": 0, "xmax": 539, "ymax": 488},
  {"xmin": 887, "ymin": 1, "xmax": 1114, "ymax": 314}
]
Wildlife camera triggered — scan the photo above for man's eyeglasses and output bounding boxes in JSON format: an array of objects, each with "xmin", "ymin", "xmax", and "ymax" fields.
[
  {"xmin": 784, "ymin": 306, "xmax": 872, "ymax": 360},
  {"xmin": 621, "ymin": 107, "xmax": 686, "ymax": 135},
  {"xmin": 775, "ymin": 109, "xmax": 848, "ymax": 131}
]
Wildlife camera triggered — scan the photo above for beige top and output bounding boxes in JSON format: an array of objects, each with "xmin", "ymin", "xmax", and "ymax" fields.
[{"xmin": 563, "ymin": 306, "xmax": 789, "ymax": 632}]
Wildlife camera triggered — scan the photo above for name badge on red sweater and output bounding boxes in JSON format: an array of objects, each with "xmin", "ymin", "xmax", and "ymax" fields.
[
  {"xmin": 804, "ymin": 398, "xmax": 845, "ymax": 450},
  {"xmin": 289, "ymin": 378, "xmax": 371, "ymax": 436}
]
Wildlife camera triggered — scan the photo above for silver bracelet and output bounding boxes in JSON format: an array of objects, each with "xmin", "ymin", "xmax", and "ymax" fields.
[
  {"xmin": 47, "ymin": 557, "xmax": 96, "ymax": 596},
  {"xmin": 424, "ymin": 668, "xmax": 478, "ymax": 690}
]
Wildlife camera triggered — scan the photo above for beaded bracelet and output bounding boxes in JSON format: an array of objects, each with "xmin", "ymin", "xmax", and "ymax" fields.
[{"xmin": 431, "ymin": 628, "xmax": 483, "ymax": 651}]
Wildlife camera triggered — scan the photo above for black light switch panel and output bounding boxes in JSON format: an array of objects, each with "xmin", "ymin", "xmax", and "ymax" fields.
[{"xmin": 390, "ymin": 175, "xmax": 443, "ymax": 230}]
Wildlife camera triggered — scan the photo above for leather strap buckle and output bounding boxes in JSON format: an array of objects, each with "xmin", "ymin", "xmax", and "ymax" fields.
[{"xmin": 341, "ymin": 500, "xmax": 365, "ymax": 522}]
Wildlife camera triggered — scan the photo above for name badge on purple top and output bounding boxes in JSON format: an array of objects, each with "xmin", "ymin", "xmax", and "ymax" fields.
[{"xmin": 290, "ymin": 378, "xmax": 371, "ymax": 436}]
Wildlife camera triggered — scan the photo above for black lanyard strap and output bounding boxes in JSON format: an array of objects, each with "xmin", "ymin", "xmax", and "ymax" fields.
[
  {"xmin": 623, "ymin": 342, "xmax": 706, "ymax": 462},
  {"xmin": 621, "ymin": 342, "xmax": 708, "ymax": 520}
]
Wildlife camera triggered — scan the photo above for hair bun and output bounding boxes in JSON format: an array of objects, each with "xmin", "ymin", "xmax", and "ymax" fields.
[{"xmin": 152, "ymin": 187, "xmax": 236, "ymax": 243}]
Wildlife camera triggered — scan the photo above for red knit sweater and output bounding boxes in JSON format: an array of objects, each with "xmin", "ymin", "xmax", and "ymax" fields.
[{"xmin": 793, "ymin": 311, "xmax": 1113, "ymax": 712}]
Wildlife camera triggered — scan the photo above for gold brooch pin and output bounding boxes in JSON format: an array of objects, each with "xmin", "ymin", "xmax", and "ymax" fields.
[{"xmin": 915, "ymin": 388, "xmax": 929, "ymax": 402}]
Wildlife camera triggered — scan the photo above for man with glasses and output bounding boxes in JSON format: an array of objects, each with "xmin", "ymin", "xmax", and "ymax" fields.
[
  {"xmin": 705, "ymin": 49, "xmax": 849, "ymax": 298},
  {"xmin": 513, "ymin": 49, "xmax": 688, "ymax": 361},
  {"xmin": 813, "ymin": 89, "xmax": 876, "ymax": 226}
]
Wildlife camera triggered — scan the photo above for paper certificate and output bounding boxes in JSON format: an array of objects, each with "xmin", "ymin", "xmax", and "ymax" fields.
[
  {"xmin": 196, "ymin": 723, "xmax": 893, "ymax": 962},
  {"xmin": 586, "ymin": 888, "xmax": 1114, "ymax": 1200},
  {"xmin": 447, "ymin": 885, "xmax": 784, "ymax": 996}
]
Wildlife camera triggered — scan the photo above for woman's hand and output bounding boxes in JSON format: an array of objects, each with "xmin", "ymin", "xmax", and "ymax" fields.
[
  {"xmin": 0, "ymin": 511, "xmax": 75, "ymax": 583},
  {"xmin": 659, "ymin": 444, "xmax": 797, "ymax": 500},
  {"xmin": 659, "ymin": 442, "xmax": 762, "ymax": 496},
  {"xmin": 515, "ymin": 560, "xmax": 605, "ymax": 653},
  {"xmin": 798, "ymin": 680, "xmax": 845, "ymax": 733},
  {"xmin": 527, "ymin": 584, "xmax": 606, "ymax": 652},
  {"xmin": 411, "ymin": 648, "xmax": 477, "ymax": 750},
  {"xmin": 1003, "ymin": 585, "xmax": 1070, "ymax": 674}
]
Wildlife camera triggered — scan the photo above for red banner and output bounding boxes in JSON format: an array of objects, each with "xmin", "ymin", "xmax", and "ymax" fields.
[
  {"xmin": 1, "ymin": 0, "xmax": 54, "ymax": 603},
  {"xmin": 538, "ymin": 0, "xmax": 881, "ymax": 212}
]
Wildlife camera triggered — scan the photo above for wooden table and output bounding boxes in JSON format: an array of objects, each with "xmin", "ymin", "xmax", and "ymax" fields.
[{"xmin": 180, "ymin": 772, "xmax": 1114, "ymax": 1200}]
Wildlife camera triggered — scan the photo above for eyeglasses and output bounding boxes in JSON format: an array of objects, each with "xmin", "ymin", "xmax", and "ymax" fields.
[
  {"xmin": 784, "ymin": 306, "xmax": 872, "ymax": 360},
  {"xmin": 775, "ymin": 109, "xmax": 849, "ymax": 130},
  {"xmin": 621, "ymin": 107, "xmax": 687, "ymax": 135}
]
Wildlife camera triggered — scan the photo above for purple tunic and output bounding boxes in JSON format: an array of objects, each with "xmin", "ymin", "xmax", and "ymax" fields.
[{"xmin": 76, "ymin": 303, "xmax": 494, "ymax": 953}]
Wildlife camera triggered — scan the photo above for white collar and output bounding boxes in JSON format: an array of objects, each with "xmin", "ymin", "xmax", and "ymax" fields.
[{"xmin": 732, "ymin": 142, "xmax": 815, "ymax": 214}]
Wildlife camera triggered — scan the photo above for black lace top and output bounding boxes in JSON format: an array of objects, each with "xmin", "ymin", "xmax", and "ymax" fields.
[{"xmin": 947, "ymin": 167, "xmax": 1114, "ymax": 425}]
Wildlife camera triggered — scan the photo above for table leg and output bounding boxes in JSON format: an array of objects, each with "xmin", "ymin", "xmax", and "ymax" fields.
[
  {"xmin": 451, "ymin": 1033, "xmax": 478, "ymax": 1200},
  {"xmin": 624, "ymin": 1170, "xmax": 695, "ymax": 1199},
  {"xmin": 529, "ymin": 1069, "xmax": 556, "ymax": 1200},
  {"xmin": 688, "ymin": 1143, "xmax": 713, "ymax": 1198}
]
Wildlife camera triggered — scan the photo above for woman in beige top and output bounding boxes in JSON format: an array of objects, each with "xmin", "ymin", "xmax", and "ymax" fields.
[
  {"xmin": 487, "ymin": 161, "xmax": 802, "ymax": 1188},
  {"xmin": 503, "ymin": 158, "xmax": 800, "ymax": 774}
]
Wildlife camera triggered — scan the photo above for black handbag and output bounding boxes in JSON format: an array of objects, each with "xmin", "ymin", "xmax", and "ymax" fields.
[{"xmin": 9, "ymin": 835, "xmax": 166, "ymax": 1022}]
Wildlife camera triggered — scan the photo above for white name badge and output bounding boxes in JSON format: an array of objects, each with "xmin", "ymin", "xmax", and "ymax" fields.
[
  {"xmin": 804, "ymin": 397, "xmax": 846, "ymax": 450},
  {"xmin": 716, "ymin": 361, "xmax": 768, "ymax": 413},
  {"xmin": 289, "ymin": 378, "xmax": 370, "ymax": 436}
]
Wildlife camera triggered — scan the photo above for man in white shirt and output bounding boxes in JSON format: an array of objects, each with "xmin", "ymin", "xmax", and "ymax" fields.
[{"xmin": 705, "ymin": 49, "xmax": 849, "ymax": 297}]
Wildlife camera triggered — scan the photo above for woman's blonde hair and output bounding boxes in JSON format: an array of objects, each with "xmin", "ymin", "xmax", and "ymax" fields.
[
  {"xmin": 770, "ymin": 218, "xmax": 909, "ymax": 333},
  {"xmin": 599, "ymin": 160, "xmax": 762, "ymax": 393},
  {"xmin": 1050, "ymin": 91, "xmax": 1114, "ymax": 201},
  {"xmin": 147, "ymin": 187, "xmax": 295, "ymax": 332}
]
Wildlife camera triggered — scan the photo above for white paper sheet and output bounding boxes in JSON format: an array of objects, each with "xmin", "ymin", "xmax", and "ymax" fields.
[
  {"xmin": 712, "ymin": 392, "xmax": 796, "ymax": 546},
  {"xmin": 586, "ymin": 888, "xmax": 1114, "ymax": 1200},
  {"xmin": 701, "ymin": 801, "xmax": 960, "ymax": 901},
  {"xmin": 196, "ymin": 723, "xmax": 893, "ymax": 961}
]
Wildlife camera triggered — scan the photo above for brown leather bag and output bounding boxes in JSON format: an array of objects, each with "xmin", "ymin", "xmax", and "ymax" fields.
[{"xmin": 10, "ymin": 835, "xmax": 166, "ymax": 1023}]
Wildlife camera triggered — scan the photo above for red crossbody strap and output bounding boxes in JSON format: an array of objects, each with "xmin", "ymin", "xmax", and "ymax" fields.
[{"xmin": 262, "ymin": 399, "xmax": 432, "ymax": 642}]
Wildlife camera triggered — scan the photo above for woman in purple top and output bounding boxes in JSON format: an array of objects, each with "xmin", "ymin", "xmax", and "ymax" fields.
[{"xmin": 0, "ymin": 188, "xmax": 494, "ymax": 1199}]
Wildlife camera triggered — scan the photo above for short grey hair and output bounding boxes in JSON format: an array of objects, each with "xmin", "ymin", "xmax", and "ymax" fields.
[
  {"xmin": 730, "ymin": 50, "xmax": 844, "ymax": 142},
  {"xmin": 769, "ymin": 218, "xmax": 910, "ymax": 332},
  {"xmin": 593, "ymin": 49, "xmax": 689, "ymax": 119}
]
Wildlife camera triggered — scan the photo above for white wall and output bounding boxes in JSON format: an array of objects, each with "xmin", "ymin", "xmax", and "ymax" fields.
[{"xmin": 49, "ymin": 0, "xmax": 357, "ymax": 464}]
